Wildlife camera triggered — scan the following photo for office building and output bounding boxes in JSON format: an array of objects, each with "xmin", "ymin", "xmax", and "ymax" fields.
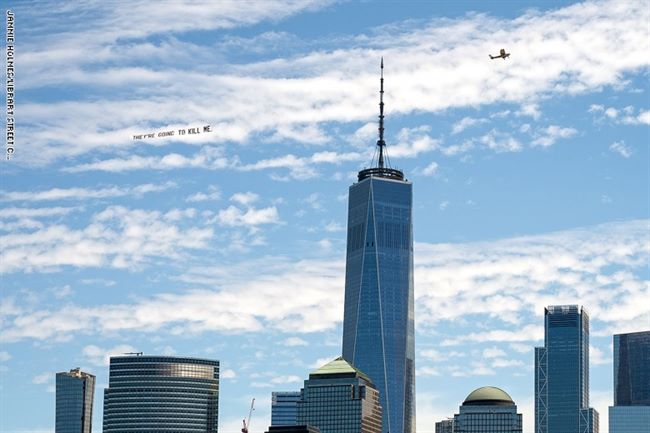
[
  {"xmin": 535, "ymin": 305, "xmax": 599, "ymax": 433},
  {"xmin": 436, "ymin": 387, "xmax": 522, "ymax": 432},
  {"xmin": 102, "ymin": 355, "xmax": 219, "ymax": 433},
  {"xmin": 272, "ymin": 391, "xmax": 301, "ymax": 426},
  {"xmin": 296, "ymin": 357, "xmax": 382, "ymax": 433},
  {"xmin": 434, "ymin": 418, "xmax": 454, "ymax": 433},
  {"xmin": 56, "ymin": 368, "xmax": 95, "ymax": 433},
  {"xmin": 341, "ymin": 59, "xmax": 415, "ymax": 433},
  {"xmin": 609, "ymin": 330, "xmax": 650, "ymax": 433},
  {"xmin": 266, "ymin": 426, "xmax": 321, "ymax": 433}
]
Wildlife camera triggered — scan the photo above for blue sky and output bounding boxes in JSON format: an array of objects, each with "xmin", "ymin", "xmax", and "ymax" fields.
[{"xmin": 1, "ymin": 1, "xmax": 649, "ymax": 432}]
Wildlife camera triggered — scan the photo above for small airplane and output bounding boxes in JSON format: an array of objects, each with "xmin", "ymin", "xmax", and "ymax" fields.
[{"xmin": 489, "ymin": 48, "xmax": 510, "ymax": 60}]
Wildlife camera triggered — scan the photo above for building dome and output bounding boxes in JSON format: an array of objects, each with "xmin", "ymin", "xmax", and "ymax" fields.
[{"xmin": 462, "ymin": 386, "xmax": 515, "ymax": 406}]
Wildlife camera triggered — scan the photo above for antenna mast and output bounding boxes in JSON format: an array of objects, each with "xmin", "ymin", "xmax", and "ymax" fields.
[{"xmin": 377, "ymin": 57, "xmax": 386, "ymax": 169}]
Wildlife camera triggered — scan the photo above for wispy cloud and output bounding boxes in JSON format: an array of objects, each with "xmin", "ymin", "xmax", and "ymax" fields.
[
  {"xmin": 2, "ymin": 220, "xmax": 647, "ymax": 347},
  {"xmin": 14, "ymin": 0, "xmax": 650, "ymax": 166},
  {"xmin": 0, "ymin": 182, "xmax": 175, "ymax": 202},
  {"xmin": 0, "ymin": 206, "xmax": 213, "ymax": 273}
]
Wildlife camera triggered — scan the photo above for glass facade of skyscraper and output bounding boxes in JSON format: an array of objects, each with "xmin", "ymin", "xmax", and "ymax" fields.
[
  {"xmin": 448, "ymin": 387, "xmax": 522, "ymax": 433},
  {"xmin": 535, "ymin": 305, "xmax": 599, "ymax": 433},
  {"xmin": 342, "ymin": 173, "xmax": 415, "ymax": 433},
  {"xmin": 272, "ymin": 391, "xmax": 301, "ymax": 426},
  {"xmin": 609, "ymin": 406, "xmax": 650, "ymax": 433},
  {"xmin": 56, "ymin": 368, "xmax": 95, "ymax": 433},
  {"xmin": 609, "ymin": 330, "xmax": 650, "ymax": 433},
  {"xmin": 613, "ymin": 330, "xmax": 650, "ymax": 405},
  {"xmin": 296, "ymin": 357, "xmax": 382, "ymax": 433},
  {"xmin": 102, "ymin": 355, "xmax": 219, "ymax": 433}
]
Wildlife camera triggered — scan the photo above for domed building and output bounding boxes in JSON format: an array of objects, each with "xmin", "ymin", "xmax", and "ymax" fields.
[{"xmin": 434, "ymin": 386, "xmax": 522, "ymax": 433}]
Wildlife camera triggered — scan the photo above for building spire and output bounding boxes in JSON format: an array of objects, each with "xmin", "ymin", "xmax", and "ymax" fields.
[{"xmin": 377, "ymin": 57, "xmax": 386, "ymax": 168}]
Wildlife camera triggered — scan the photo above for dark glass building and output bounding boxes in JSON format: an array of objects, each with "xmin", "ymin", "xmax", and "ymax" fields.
[
  {"xmin": 102, "ymin": 355, "xmax": 219, "ymax": 433},
  {"xmin": 272, "ymin": 391, "xmax": 301, "ymax": 426},
  {"xmin": 56, "ymin": 368, "xmax": 95, "ymax": 433},
  {"xmin": 342, "ymin": 60, "xmax": 415, "ymax": 433},
  {"xmin": 446, "ymin": 387, "xmax": 522, "ymax": 433},
  {"xmin": 535, "ymin": 305, "xmax": 599, "ymax": 433},
  {"xmin": 296, "ymin": 357, "xmax": 382, "ymax": 433},
  {"xmin": 609, "ymin": 330, "xmax": 650, "ymax": 433}
]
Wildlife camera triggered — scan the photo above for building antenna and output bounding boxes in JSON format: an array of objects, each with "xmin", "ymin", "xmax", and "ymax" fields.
[{"xmin": 377, "ymin": 57, "xmax": 386, "ymax": 169}]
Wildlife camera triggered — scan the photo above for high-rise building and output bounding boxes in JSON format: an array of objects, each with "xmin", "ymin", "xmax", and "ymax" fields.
[
  {"xmin": 296, "ymin": 357, "xmax": 382, "ymax": 433},
  {"xmin": 341, "ymin": 59, "xmax": 415, "ymax": 433},
  {"xmin": 56, "ymin": 368, "xmax": 95, "ymax": 433},
  {"xmin": 434, "ymin": 418, "xmax": 454, "ymax": 433},
  {"xmin": 535, "ymin": 305, "xmax": 599, "ymax": 433},
  {"xmin": 609, "ymin": 330, "xmax": 650, "ymax": 433},
  {"xmin": 439, "ymin": 386, "xmax": 522, "ymax": 433},
  {"xmin": 102, "ymin": 355, "xmax": 219, "ymax": 433},
  {"xmin": 272, "ymin": 391, "xmax": 301, "ymax": 426}
]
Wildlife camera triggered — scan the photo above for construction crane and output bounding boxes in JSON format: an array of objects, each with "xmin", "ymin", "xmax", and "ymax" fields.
[{"xmin": 241, "ymin": 398, "xmax": 255, "ymax": 433}]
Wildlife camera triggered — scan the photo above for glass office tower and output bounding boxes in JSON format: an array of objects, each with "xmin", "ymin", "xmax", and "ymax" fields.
[
  {"xmin": 56, "ymin": 368, "xmax": 95, "ymax": 433},
  {"xmin": 272, "ymin": 391, "xmax": 301, "ymax": 426},
  {"xmin": 609, "ymin": 330, "xmax": 650, "ymax": 433},
  {"xmin": 342, "ymin": 60, "xmax": 415, "ymax": 433},
  {"xmin": 102, "ymin": 355, "xmax": 219, "ymax": 433},
  {"xmin": 448, "ymin": 386, "xmax": 522, "ymax": 433},
  {"xmin": 296, "ymin": 357, "xmax": 382, "ymax": 433},
  {"xmin": 535, "ymin": 305, "xmax": 599, "ymax": 433}
]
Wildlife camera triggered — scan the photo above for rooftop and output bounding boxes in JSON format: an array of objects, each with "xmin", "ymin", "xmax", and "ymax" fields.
[
  {"xmin": 309, "ymin": 356, "xmax": 373, "ymax": 384},
  {"xmin": 463, "ymin": 386, "xmax": 515, "ymax": 406}
]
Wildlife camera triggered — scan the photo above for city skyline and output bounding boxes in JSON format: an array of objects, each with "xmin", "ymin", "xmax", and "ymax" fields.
[{"xmin": 1, "ymin": 1, "xmax": 649, "ymax": 433}]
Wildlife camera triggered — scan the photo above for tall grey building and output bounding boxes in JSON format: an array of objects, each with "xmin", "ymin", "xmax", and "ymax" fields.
[
  {"xmin": 102, "ymin": 355, "xmax": 219, "ymax": 433},
  {"xmin": 272, "ymin": 391, "xmax": 301, "ymax": 426},
  {"xmin": 609, "ymin": 330, "xmax": 650, "ymax": 433},
  {"xmin": 56, "ymin": 368, "xmax": 95, "ymax": 433},
  {"xmin": 296, "ymin": 357, "xmax": 382, "ymax": 433},
  {"xmin": 439, "ymin": 386, "xmax": 522, "ymax": 433},
  {"xmin": 341, "ymin": 59, "xmax": 415, "ymax": 433},
  {"xmin": 434, "ymin": 418, "xmax": 454, "ymax": 433},
  {"xmin": 535, "ymin": 305, "xmax": 599, "ymax": 433}
]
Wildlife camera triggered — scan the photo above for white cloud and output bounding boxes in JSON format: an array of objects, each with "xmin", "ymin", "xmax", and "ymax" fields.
[
  {"xmin": 0, "ymin": 182, "xmax": 175, "ymax": 202},
  {"xmin": 231, "ymin": 192, "xmax": 260, "ymax": 206},
  {"xmin": 214, "ymin": 205, "xmax": 280, "ymax": 227},
  {"xmin": 482, "ymin": 346, "xmax": 506, "ymax": 358},
  {"xmin": 421, "ymin": 161, "xmax": 439, "ymax": 177},
  {"xmin": 0, "ymin": 205, "xmax": 213, "ymax": 273},
  {"xmin": 82, "ymin": 344, "xmax": 138, "ymax": 366},
  {"xmin": 531, "ymin": 125, "xmax": 578, "ymax": 147},
  {"xmin": 609, "ymin": 141, "xmax": 632, "ymax": 158},
  {"xmin": 590, "ymin": 104, "xmax": 650, "ymax": 126},
  {"xmin": 187, "ymin": 185, "xmax": 221, "ymax": 202},
  {"xmin": 16, "ymin": 0, "xmax": 649, "ymax": 166},
  {"xmin": 2, "ymin": 220, "xmax": 647, "ymax": 353},
  {"xmin": 221, "ymin": 369, "xmax": 237, "ymax": 379},
  {"xmin": 282, "ymin": 337, "xmax": 309, "ymax": 347},
  {"xmin": 32, "ymin": 372, "xmax": 52, "ymax": 385},
  {"xmin": 451, "ymin": 117, "xmax": 488, "ymax": 135}
]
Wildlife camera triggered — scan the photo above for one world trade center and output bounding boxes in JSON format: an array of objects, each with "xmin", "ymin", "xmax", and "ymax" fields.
[{"xmin": 342, "ymin": 60, "xmax": 415, "ymax": 433}]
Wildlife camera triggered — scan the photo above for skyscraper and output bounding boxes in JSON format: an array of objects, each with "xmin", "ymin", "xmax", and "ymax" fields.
[
  {"xmin": 272, "ymin": 391, "xmax": 301, "ymax": 426},
  {"xmin": 56, "ymin": 368, "xmax": 95, "ymax": 433},
  {"xmin": 296, "ymin": 357, "xmax": 382, "ymax": 433},
  {"xmin": 440, "ymin": 386, "xmax": 523, "ymax": 433},
  {"xmin": 609, "ymin": 330, "xmax": 650, "ymax": 433},
  {"xmin": 535, "ymin": 305, "xmax": 599, "ymax": 433},
  {"xmin": 342, "ymin": 59, "xmax": 415, "ymax": 433},
  {"xmin": 102, "ymin": 355, "xmax": 219, "ymax": 433}
]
